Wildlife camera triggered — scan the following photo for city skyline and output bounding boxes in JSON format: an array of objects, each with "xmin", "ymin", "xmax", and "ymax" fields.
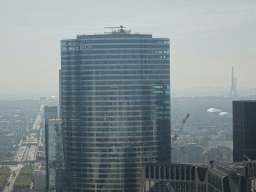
[{"xmin": 1, "ymin": 0, "xmax": 256, "ymax": 93}]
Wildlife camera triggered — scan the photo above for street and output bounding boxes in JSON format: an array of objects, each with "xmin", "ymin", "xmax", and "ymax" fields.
[{"xmin": 3, "ymin": 168, "xmax": 21, "ymax": 192}]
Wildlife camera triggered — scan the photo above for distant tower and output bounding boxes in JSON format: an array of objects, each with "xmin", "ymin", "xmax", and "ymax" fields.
[{"xmin": 229, "ymin": 66, "xmax": 237, "ymax": 97}]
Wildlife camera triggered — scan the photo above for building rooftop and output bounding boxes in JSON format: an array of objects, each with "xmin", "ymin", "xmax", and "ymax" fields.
[
  {"xmin": 104, "ymin": 25, "xmax": 131, "ymax": 34},
  {"xmin": 234, "ymin": 100, "xmax": 256, "ymax": 102},
  {"xmin": 76, "ymin": 25, "xmax": 154, "ymax": 39}
]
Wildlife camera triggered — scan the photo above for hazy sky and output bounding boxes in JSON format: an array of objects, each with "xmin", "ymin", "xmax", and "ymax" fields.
[{"xmin": 0, "ymin": 0, "xmax": 255, "ymax": 93}]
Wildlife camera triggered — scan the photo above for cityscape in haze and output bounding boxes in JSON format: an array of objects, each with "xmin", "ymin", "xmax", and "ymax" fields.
[{"xmin": 1, "ymin": 0, "xmax": 256, "ymax": 192}]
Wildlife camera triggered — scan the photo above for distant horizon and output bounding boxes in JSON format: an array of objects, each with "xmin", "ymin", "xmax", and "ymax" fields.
[
  {"xmin": 1, "ymin": 86, "xmax": 256, "ymax": 99},
  {"xmin": 1, "ymin": 85, "xmax": 255, "ymax": 93},
  {"xmin": 1, "ymin": 0, "xmax": 256, "ymax": 93}
]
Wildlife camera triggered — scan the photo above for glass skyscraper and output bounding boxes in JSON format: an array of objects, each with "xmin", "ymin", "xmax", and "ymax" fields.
[
  {"xmin": 60, "ymin": 26, "xmax": 171, "ymax": 192},
  {"xmin": 233, "ymin": 100, "xmax": 256, "ymax": 162},
  {"xmin": 45, "ymin": 119, "xmax": 67, "ymax": 191}
]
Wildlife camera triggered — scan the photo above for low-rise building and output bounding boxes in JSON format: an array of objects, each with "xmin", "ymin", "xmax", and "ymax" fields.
[{"xmin": 140, "ymin": 162, "xmax": 249, "ymax": 192}]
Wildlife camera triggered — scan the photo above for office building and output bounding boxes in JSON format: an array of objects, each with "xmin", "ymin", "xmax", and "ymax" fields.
[
  {"xmin": 60, "ymin": 26, "xmax": 171, "ymax": 191},
  {"xmin": 45, "ymin": 119, "xmax": 67, "ymax": 192},
  {"xmin": 59, "ymin": 69, "xmax": 62, "ymax": 119},
  {"xmin": 45, "ymin": 106, "xmax": 66, "ymax": 191},
  {"xmin": 33, "ymin": 163, "xmax": 46, "ymax": 191},
  {"xmin": 44, "ymin": 106, "xmax": 58, "ymax": 121},
  {"xmin": 233, "ymin": 101, "xmax": 256, "ymax": 162},
  {"xmin": 171, "ymin": 143, "xmax": 204, "ymax": 164},
  {"xmin": 140, "ymin": 163, "xmax": 247, "ymax": 192}
]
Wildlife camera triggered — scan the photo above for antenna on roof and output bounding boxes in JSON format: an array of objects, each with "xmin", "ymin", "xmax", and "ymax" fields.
[{"xmin": 104, "ymin": 25, "xmax": 130, "ymax": 34}]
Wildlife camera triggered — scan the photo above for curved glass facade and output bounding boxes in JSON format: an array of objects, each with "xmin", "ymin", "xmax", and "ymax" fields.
[{"xmin": 60, "ymin": 30, "xmax": 171, "ymax": 192}]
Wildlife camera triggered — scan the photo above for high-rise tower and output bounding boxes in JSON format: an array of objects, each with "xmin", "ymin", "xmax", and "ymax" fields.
[
  {"xmin": 44, "ymin": 106, "xmax": 57, "ymax": 121},
  {"xmin": 233, "ymin": 100, "xmax": 256, "ymax": 162},
  {"xmin": 229, "ymin": 66, "xmax": 237, "ymax": 97},
  {"xmin": 45, "ymin": 119, "xmax": 66, "ymax": 191},
  {"xmin": 44, "ymin": 106, "xmax": 66, "ymax": 191},
  {"xmin": 60, "ymin": 26, "xmax": 171, "ymax": 192}
]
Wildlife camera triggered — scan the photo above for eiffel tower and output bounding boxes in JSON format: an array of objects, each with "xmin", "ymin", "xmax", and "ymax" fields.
[{"xmin": 229, "ymin": 66, "xmax": 237, "ymax": 97}]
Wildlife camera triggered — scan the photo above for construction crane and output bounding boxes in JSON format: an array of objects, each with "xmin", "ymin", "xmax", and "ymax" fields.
[
  {"xmin": 243, "ymin": 154, "xmax": 251, "ymax": 162},
  {"xmin": 171, "ymin": 113, "xmax": 190, "ymax": 146}
]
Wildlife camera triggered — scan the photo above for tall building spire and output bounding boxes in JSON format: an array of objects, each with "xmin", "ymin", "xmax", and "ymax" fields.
[{"xmin": 229, "ymin": 66, "xmax": 237, "ymax": 97}]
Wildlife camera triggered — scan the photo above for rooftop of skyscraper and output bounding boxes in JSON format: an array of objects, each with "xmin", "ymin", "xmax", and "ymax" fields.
[{"xmin": 76, "ymin": 25, "xmax": 155, "ymax": 39}]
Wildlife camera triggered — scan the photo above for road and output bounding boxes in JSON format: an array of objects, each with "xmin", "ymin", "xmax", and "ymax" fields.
[
  {"xmin": 3, "ymin": 168, "xmax": 21, "ymax": 192},
  {"xmin": 21, "ymin": 146, "xmax": 30, "ymax": 162}
]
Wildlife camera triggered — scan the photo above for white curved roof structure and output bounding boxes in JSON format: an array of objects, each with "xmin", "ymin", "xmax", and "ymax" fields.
[{"xmin": 207, "ymin": 108, "xmax": 222, "ymax": 113}]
